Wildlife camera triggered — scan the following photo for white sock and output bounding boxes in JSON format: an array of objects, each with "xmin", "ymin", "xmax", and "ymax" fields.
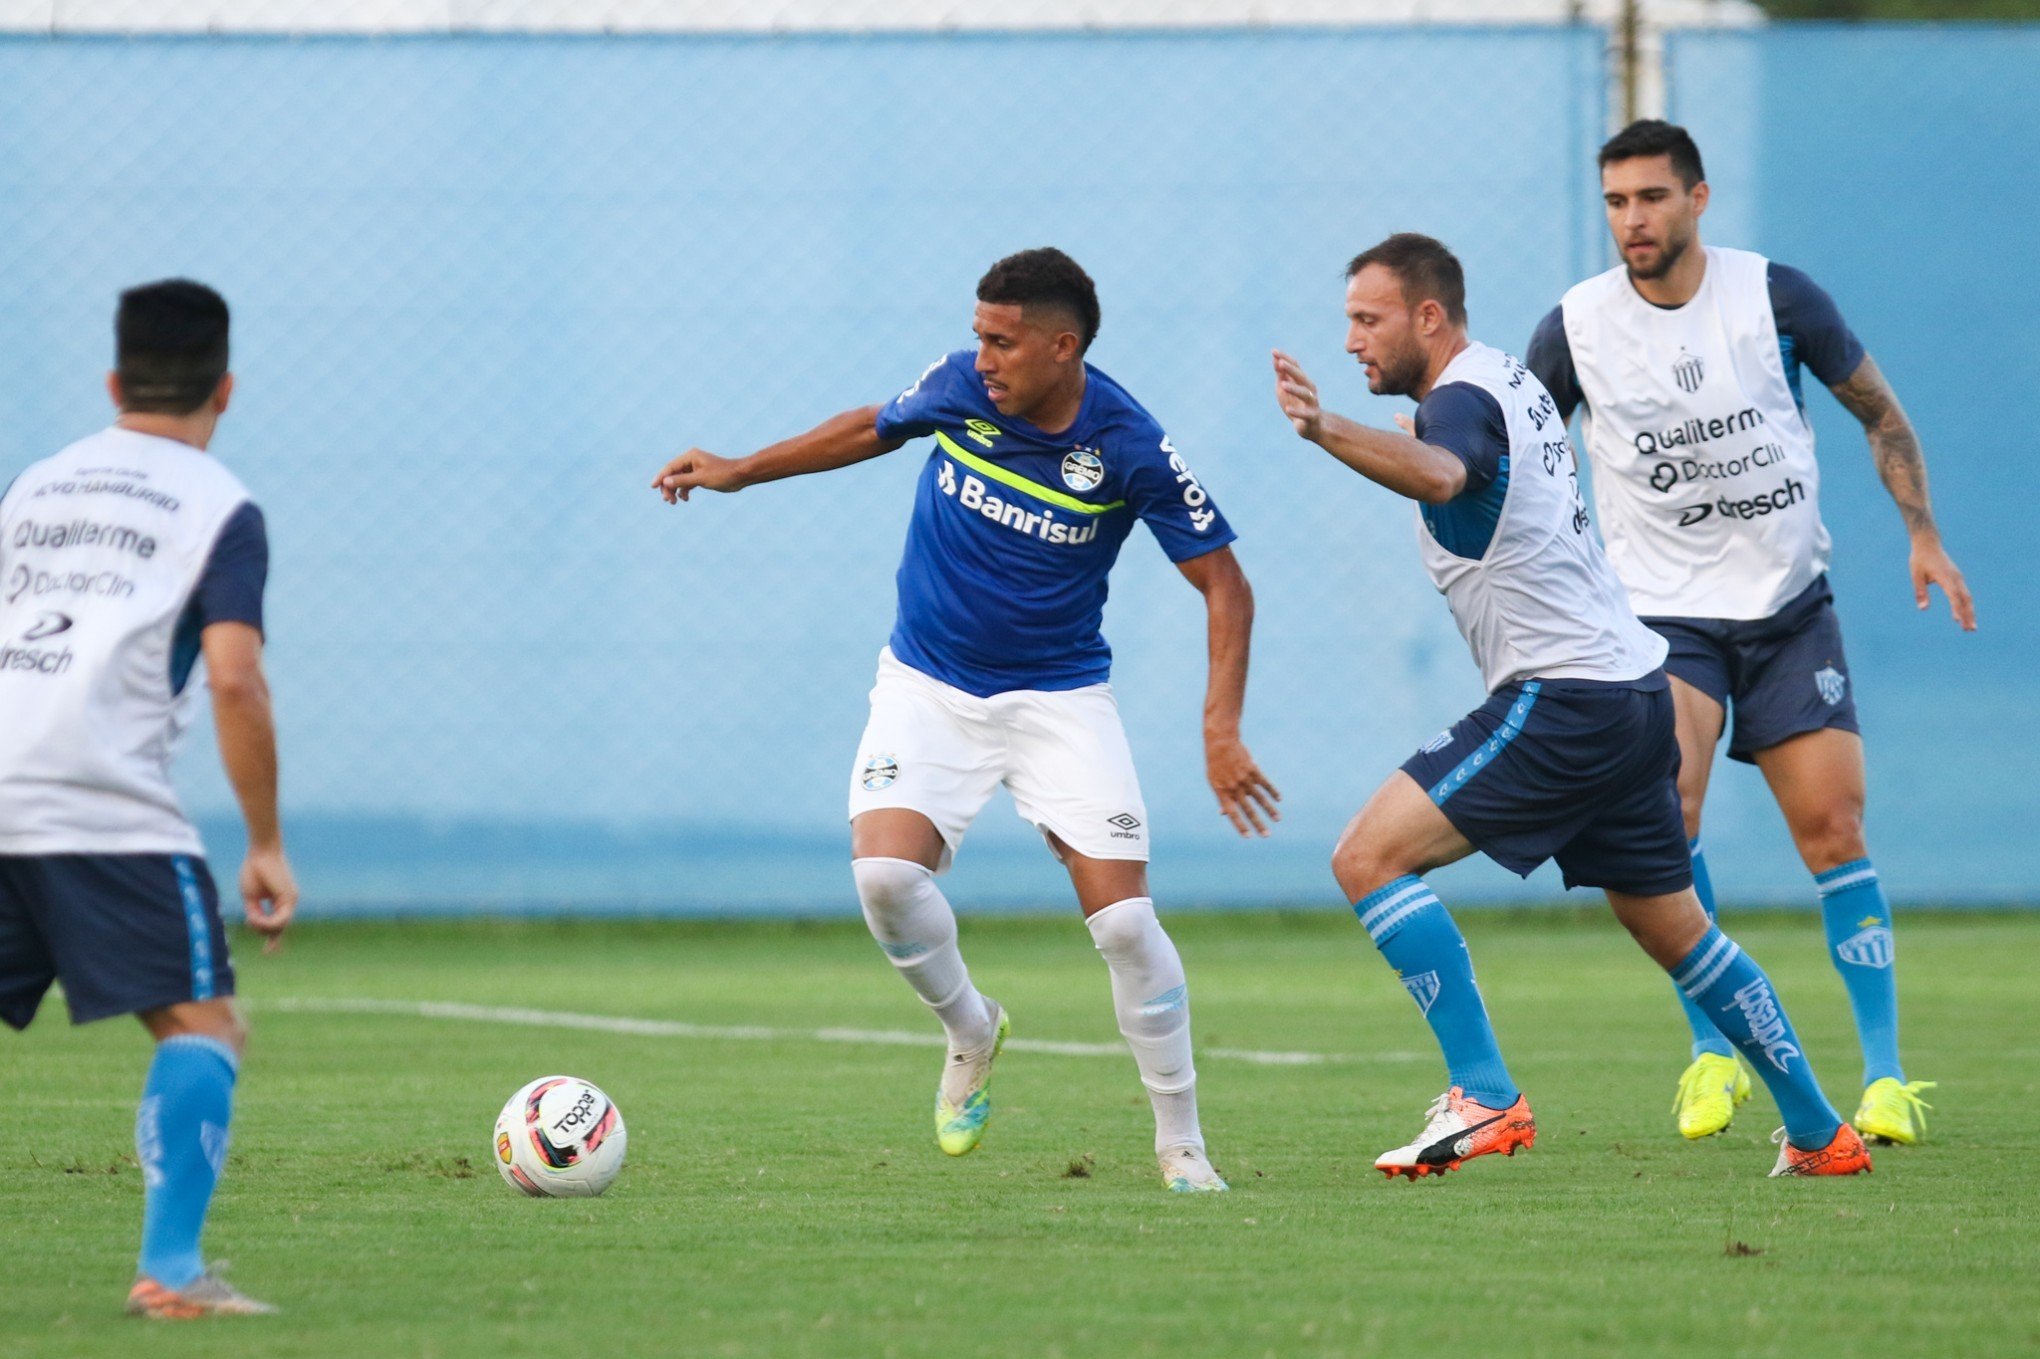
[
  {"xmin": 1086, "ymin": 896, "xmax": 1204, "ymax": 1156},
  {"xmin": 852, "ymin": 857, "xmax": 993, "ymax": 1049}
]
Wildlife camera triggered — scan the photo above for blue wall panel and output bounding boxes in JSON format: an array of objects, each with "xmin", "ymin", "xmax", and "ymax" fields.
[{"xmin": 0, "ymin": 27, "xmax": 2024, "ymax": 912}]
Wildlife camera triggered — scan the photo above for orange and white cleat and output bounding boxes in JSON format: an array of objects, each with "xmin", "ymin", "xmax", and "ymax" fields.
[
  {"xmin": 1768, "ymin": 1123, "xmax": 1873, "ymax": 1178},
  {"xmin": 126, "ymin": 1270, "xmax": 277, "ymax": 1319},
  {"xmin": 1374, "ymin": 1086, "xmax": 1536, "ymax": 1181}
]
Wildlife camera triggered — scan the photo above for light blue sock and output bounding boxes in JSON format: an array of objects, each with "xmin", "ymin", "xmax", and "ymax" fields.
[
  {"xmin": 1671, "ymin": 926, "xmax": 1841, "ymax": 1149},
  {"xmin": 1674, "ymin": 840, "xmax": 1735, "ymax": 1060},
  {"xmin": 136, "ymin": 1035, "xmax": 238, "ymax": 1288},
  {"xmin": 1355, "ymin": 876, "xmax": 1518, "ymax": 1109},
  {"xmin": 1815, "ymin": 858, "xmax": 1903, "ymax": 1086}
]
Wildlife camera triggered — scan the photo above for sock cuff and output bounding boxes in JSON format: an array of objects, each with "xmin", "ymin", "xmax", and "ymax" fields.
[
  {"xmin": 1085, "ymin": 896, "xmax": 1157, "ymax": 933},
  {"xmin": 1353, "ymin": 875, "xmax": 1440, "ymax": 944},
  {"xmin": 156, "ymin": 1032, "xmax": 239, "ymax": 1075},
  {"xmin": 1671, "ymin": 927, "xmax": 1742, "ymax": 999},
  {"xmin": 1688, "ymin": 837, "xmax": 1703, "ymax": 855},
  {"xmin": 1814, "ymin": 858, "xmax": 1877, "ymax": 896},
  {"xmin": 852, "ymin": 856, "xmax": 935, "ymax": 879}
]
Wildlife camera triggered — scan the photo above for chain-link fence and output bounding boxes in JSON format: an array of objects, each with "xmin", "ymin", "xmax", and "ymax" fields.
[{"xmin": 0, "ymin": 17, "xmax": 2026, "ymax": 912}]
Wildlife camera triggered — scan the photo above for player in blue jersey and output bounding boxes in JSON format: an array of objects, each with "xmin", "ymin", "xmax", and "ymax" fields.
[
  {"xmin": 652, "ymin": 248, "xmax": 1276, "ymax": 1192},
  {"xmin": 1273, "ymin": 233, "xmax": 1867, "ymax": 1180},
  {"xmin": 1528, "ymin": 121, "xmax": 1973, "ymax": 1144}
]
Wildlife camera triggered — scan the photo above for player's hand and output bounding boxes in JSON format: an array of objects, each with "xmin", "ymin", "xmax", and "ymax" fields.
[
  {"xmin": 1206, "ymin": 733, "xmax": 1281, "ymax": 838},
  {"xmin": 1909, "ymin": 534, "xmax": 1976, "ymax": 631},
  {"xmin": 1392, "ymin": 412, "xmax": 1417, "ymax": 437},
  {"xmin": 652, "ymin": 448, "xmax": 748, "ymax": 503},
  {"xmin": 239, "ymin": 843, "xmax": 298, "ymax": 955},
  {"xmin": 1272, "ymin": 350, "xmax": 1323, "ymax": 441}
]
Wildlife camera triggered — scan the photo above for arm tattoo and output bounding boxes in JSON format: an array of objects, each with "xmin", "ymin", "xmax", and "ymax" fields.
[{"xmin": 1829, "ymin": 354, "xmax": 1936, "ymax": 537}]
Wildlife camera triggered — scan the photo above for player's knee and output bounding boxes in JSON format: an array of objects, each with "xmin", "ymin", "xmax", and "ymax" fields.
[
  {"xmin": 1085, "ymin": 896, "xmax": 1157, "ymax": 958},
  {"xmin": 851, "ymin": 856, "xmax": 935, "ymax": 921},
  {"xmin": 1679, "ymin": 791, "xmax": 1705, "ymax": 843},
  {"xmin": 1330, "ymin": 834, "xmax": 1397, "ymax": 903},
  {"xmin": 141, "ymin": 999, "xmax": 247, "ymax": 1054},
  {"xmin": 1793, "ymin": 804, "xmax": 1867, "ymax": 872}
]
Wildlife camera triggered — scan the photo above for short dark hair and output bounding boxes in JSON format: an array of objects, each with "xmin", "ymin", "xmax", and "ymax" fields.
[
  {"xmin": 1598, "ymin": 119, "xmax": 1706, "ymax": 188},
  {"xmin": 1345, "ymin": 233, "xmax": 1468, "ymax": 327},
  {"xmin": 976, "ymin": 248, "xmax": 1100, "ymax": 353},
  {"xmin": 116, "ymin": 279, "xmax": 230, "ymax": 415}
]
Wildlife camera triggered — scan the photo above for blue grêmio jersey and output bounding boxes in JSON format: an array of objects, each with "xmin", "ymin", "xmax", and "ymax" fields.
[{"xmin": 872, "ymin": 350, "xmax": 1236, "ymax": 697}]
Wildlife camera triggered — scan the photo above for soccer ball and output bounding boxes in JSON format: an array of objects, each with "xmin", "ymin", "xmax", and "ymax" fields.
[{"xmin": 492, "ymin": 1075, "xmax": 627, "ymax": 1198}]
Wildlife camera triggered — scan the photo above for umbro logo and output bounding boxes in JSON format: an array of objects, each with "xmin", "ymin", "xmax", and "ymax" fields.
[{"xmin": 1107, "ymin": 813, "xmax": 1141, "ymax": 831}]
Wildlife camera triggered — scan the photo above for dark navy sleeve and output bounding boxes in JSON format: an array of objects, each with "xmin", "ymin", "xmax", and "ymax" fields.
[
  {"xmin": 1525, "ymin": 305, "xmax": 1583, "ymax": 423},
  {"xmin": 1414, "ymin": 383, "xmax": 1509, "ymax": 496},
  {"xmin": 1769, "ymin": 263, "xmax": 1867, "ymax": 388},
  {"xmin": 875, "ymin": 351, "xmax": 976, "ymax": 442},
  {"xmin": 193, "ymin": 501, "xmax": 268, "ymax": 634},
  {"xmin": 1121, "ymin": 427, "xmax": 1237, "ymax": 563}
]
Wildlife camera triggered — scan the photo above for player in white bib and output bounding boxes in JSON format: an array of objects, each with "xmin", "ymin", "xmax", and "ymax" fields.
[
  {"xmin": 0, "ymin": 282, "xmax": 297, "ymax": 1316},
  {"xmin": 652, "ymin": 249, "xmax": 1279, "ymax": 1192},
  {"xmin": 1274, "ymin": 234, "xmax": 1866, "ymax": 1180},
  {"xmin": 1529, "ymin": 121, "xmax": 1974, "ymax": 1145}
]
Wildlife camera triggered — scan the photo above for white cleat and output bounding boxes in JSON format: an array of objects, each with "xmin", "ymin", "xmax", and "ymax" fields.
[
  {"xmin": 1161, "ymin": 1145, "xmax": 1228, "ymax": 1193},
  {"xmin": 934, "ymin": 1000, "xmax": 1007, "ymax": 1157}
]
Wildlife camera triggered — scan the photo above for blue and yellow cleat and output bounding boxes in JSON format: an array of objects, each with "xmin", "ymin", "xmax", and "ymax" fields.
[
  {"xmin": 934, "ymin": 1002, "xmax": 1008, "ymax": 1157},
  {"xmin": 1161, "ymin": 1145, "xmax": 1228, "ymax": 1193},
  {"xmin": 1673, "ymin": 1052, "xmax": 1752, "ymax": 1139},
  {"xmin": 1853, "ymin": 1078, "xmax": 1936, "ymax": 1146}
]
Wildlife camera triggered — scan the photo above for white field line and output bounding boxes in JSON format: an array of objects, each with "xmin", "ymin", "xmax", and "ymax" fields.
[{"xmin": 259, "ymin": 996, "xmax": 1419, "ymax": 1066}]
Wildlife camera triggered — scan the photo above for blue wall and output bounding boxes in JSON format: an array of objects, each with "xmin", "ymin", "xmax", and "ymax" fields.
[{"xmin": 0, "ymin": 28, "xmax": 2025, "ymax": 913}]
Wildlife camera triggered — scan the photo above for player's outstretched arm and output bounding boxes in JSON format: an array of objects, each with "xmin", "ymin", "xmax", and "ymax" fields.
[
  {"xmin": 1271, "ymin": 350, "xmax": 1467, "ymax": 504},
  {"xmin": 1828, "ymin": 354, "xmax": 1976, "ymax": 631},
  {"xmin": 652, "ymin": 405, "xmax": 906, "ymax": 503},
  {"xmin": 1177, "ymin": 546, "xmax": 1280, "ymax": 838},
  {"xmin": 202, "ymin": 621, "xmax": 298, "ymax": 953}
]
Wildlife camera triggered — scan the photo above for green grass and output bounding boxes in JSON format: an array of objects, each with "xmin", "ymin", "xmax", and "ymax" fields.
[{"xmin": 5, "ymin": 910, "xmax": 2037, "ymax": 1359}]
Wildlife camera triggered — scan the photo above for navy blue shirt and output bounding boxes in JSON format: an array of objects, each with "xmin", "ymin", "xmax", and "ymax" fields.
[
  {"xmin": 1415, "ymin": 382, "xmax": 1512, "ymax": 560},
  {"xmin": 873, "ymin": 351, "xmax": 1236, "ymax": 696},
  {"xmin": 1528, "ymin": 262, "xmax": 1867, "ymax": 423}
]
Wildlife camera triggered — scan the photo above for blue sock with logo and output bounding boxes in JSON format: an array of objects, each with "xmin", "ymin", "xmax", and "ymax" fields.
[
  {"xmin": 1815, "ymin": 858, "xmax": 1903, "ymax": 1086},
  {"xmin": 1670, "ymin": 926, "xmax": 1841, "ymax": 1149},
  {"xmin": 1674, "ymin": 840, "xmax": 1736, "ymax": 1059},
  {"xmin": 136, "ymin": 1035, "xmax": 238, "ymax": 1289},
  {"xmin": 1355, "ymin": 876, "xmax": 1517, "ymax": 1109}
]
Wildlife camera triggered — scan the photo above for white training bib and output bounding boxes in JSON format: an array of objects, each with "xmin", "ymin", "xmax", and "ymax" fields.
[
  {"xmin": 0, "ymin": 427, "xmax": 253, "ymax": 855},
  {"xmin": 1562, "ymin": 246, "xmax": 1830, "ymax": 620},
  {"xmin": 1415, "ymin": 342, "xmax": 1667, "ymax": 692}
]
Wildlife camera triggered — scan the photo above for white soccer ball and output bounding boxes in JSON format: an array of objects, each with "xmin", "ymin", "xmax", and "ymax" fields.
[{"xmin": 492, "ymin": 1075, "xmax": 627, "ymax": 1198}]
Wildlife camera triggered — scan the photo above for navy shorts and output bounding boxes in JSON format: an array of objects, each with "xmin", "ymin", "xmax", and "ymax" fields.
[
  {"xmin": 0, "ymin": 854, "xmax": 235, "ymax": 1030},
  {"xmin": 1642, "ymin": 575, "xmax": 1860, "ymax": 764},
  {"xmin": 1401, "ymin": 671, "xmax": 1692, "ymax": 896}
]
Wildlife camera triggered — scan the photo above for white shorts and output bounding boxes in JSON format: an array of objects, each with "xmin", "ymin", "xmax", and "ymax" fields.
[{"xmin": 847, "ymin": 648, "xmax": 1150, "ymax": 871}]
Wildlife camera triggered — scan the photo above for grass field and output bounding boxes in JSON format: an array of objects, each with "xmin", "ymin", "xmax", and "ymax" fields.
[{"xmin": 5, "ymin": 909, "xmax": 2037, "ymax": 1359}]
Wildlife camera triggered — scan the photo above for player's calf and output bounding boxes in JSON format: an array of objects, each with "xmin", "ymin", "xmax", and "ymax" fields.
[{"xmin": 1086, "ymin": 897, "xmax": 1213, "ymax": 1179}]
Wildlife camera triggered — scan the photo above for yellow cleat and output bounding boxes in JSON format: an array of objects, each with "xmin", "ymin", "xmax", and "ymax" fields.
[
  {"xmin": 1673, "ymin": 1052, "xmax": 1752, "ymax": 1139},
  {"xmin": 1853, "ymin": 1078, "xmax": 1936, "ymax": 1146},
  {"xmin": 934, "ymin": 1003, "xmax": 1008, "ymax": 1157}
]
